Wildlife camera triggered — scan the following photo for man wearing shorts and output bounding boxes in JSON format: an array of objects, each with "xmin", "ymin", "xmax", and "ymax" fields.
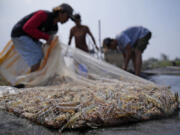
[
  {"xmin": 103, "ymin": 26, "xmax": 152, "ymax": 76},
  {"xmin": 11, "ymin": 3, "xmax": 74, "ymax": 72}
]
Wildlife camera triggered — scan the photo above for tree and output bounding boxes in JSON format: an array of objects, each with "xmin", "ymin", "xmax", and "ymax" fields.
[{"xmin": 160, "ymin": 53, "xmax": 169, "ymax": 61}]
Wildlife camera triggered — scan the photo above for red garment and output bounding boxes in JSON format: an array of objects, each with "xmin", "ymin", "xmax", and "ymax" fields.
[{"xmin": 23, "ymin": 10, "xmax": 50, "ymax": 41}]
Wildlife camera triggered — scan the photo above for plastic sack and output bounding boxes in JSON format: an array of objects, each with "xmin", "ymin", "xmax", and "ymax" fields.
[{"xmin": 0, "ymin": 36, "xmax": 60, "ymax": 86}]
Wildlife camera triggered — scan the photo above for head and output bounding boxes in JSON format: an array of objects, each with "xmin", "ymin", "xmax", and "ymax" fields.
[
  {"xmin": 73, "ymin": 14, "xmax": 81, "ymax": 25},
  {"xmin": 103, "ymin": 38, "xmax": 118, "ymax": 52},
  {"xmin": 52, "ymin": 3, "xmax": 74, "ymax": 24}
]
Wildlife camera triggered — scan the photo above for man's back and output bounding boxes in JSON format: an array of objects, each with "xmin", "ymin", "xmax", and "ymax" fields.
[{"xmin": 116, "ymin": 26, "xmax": 150, "ymax": 49}]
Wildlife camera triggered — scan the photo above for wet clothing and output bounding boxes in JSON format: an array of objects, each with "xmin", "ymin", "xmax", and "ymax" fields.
[
  {"xmin": 11, "ymin": 10, "xmax": 58, "ymax": 67},
  {"xmin": 116, "ymin": 26, "xmax": 151, "ymax": 52}
]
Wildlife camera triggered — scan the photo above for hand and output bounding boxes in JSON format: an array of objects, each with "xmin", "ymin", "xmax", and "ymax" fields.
[
  {"xmin": 96, "ymin": 46, "xmax": 99, "ymax": 51},
  {"xmin": 46, "ymin": 35, "xmax": 54, "ymax": 45}
]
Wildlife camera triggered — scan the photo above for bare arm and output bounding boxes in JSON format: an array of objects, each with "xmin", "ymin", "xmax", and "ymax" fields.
[
  {"xmin": 135, "ymin": 49, "xmax": 142, "ymax": 75},
  {"xmin": 68, "ymin": 29, "xmax": 73, "ymax": 46},
  {"xmin": 87, "ymin": 27, "xmax": 99, "ymax": 50},
  {"xmin": 123, "ymin": 44, "xmax": 132, "ymax": 70}
]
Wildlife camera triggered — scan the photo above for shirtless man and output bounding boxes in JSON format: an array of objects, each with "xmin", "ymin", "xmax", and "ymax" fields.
[{"xmin": 68, "ymin": 14, "xmax": 98, "ymax": 53}]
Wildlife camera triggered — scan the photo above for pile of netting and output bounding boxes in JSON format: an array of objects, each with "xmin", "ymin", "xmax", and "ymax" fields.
[{"xmin": 0, "ymin": 37, "xmax": 179, "ymax": 131}]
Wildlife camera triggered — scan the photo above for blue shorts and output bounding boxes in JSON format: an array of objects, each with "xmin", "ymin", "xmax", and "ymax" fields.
[{"xmin": 12, "ymin": 36, "xmax": 44, "ymax": 67}]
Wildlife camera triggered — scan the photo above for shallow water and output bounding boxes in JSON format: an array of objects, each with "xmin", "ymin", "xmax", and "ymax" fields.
[
  {"xmin": 148, "ymin": 75, "xmax": 180, "ymax": 93},
  {"xmin": 0, "ymin": 75, "xmax": 180, "ymax": 135}
]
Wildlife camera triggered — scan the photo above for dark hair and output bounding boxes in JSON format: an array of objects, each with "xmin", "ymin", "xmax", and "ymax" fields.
[
  {"xmin": 72, "ymin": 13, "xmax": 81, "ymax": 22},
  {"xmin": 52, "ymin": 3, "xmax": 73, "ymax": 18},
  {"xmin": 52, "ymin": 10, "xmax": 61, "ymax": 18},
  {"xmin": 75, "ymin": 14, "xmax": 81, "ymax": 20},
  {"xmin": 103, "ymin": 38, "xmax": 113, "ymax": 48}
]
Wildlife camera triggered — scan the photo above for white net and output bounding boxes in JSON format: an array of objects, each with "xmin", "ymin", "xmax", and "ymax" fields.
[{"xmin": 0, "ymin": 37, "xmax": 178, "ymax": 131}]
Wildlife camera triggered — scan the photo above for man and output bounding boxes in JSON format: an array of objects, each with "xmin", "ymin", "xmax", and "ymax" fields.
[
  {"xmin": 103, "ymin": 26, "xmax": 152, "ymax": 76},
  {"xmin": 11, "ymin": 3, "xmax": 74, "ymax": 72},
  {"xmin": 68, "ymin": 14, "xmax": 99, "ymax": 53}
]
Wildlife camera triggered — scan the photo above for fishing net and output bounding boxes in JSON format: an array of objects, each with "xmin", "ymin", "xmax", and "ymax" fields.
[{"xmin": 0, "ymin": 37, "xmax": 179, "ymax": 131}]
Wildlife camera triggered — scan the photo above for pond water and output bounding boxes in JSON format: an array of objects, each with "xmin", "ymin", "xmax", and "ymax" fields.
[{"xmin": 0, "ymin": 75, "xmax": 180, "ymax": 135}]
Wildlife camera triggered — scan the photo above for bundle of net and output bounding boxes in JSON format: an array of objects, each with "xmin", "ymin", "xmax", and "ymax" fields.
[{"xmin": 0, "ymin": 42, "xmax": 179, "ymax": 131}]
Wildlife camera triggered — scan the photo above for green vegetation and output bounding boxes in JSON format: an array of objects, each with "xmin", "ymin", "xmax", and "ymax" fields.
[{"xmin": 142, "ymin": 54, "xmax": 180, "ymax": 70}]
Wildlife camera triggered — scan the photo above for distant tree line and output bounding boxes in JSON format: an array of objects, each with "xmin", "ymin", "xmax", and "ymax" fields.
[{"xmin": 142, "ymin": 53, "xmax": 180, "ymax": 70}]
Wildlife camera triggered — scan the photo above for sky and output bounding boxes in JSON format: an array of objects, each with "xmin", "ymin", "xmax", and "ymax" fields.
[{"xmin": 0, "ymin": 0, "xmax": 180, "ymax": 60}]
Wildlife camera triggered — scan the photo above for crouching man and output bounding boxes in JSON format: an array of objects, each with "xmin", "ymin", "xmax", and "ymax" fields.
[
  {"xmin": 103, "ymin": 26, "xmax": 152, "ymax": 76},
  {"xmin": 11, "ymin": 3, "xmax": 74, "ymax": 72}
]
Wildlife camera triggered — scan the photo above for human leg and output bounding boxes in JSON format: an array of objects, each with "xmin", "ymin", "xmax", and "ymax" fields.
[
  {"xmin": 131, "ymin": 51, "xmax": 136, "ymax": 72},
  {"xmin": 135, "ymin": 49, "xmax": 142, "ymax": 76},
  {"xmin": 133, "ymin": 33, "xmax": 151, "ymax": 75}
]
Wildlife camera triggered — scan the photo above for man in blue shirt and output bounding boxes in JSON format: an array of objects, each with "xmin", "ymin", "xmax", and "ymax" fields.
[{"xmin": 103, "ymin": 26, "xmax": 152, "ymax": 76}]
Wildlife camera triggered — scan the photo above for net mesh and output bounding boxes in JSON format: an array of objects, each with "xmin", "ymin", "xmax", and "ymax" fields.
[{"xmin": 0, "ymin": 37, "xmax": 179, "ymax": 131}]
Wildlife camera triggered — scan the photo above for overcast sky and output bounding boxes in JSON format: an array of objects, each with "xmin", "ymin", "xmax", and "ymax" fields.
[{"xmin": 0, "ymin": 0, "xmax": 180, "ymax": 60}]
